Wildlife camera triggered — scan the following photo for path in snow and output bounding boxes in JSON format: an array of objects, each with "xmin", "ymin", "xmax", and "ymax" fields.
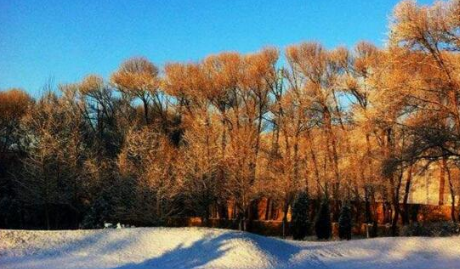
[{"xmin": 1, "ymin": 227, "xmax": 460, "ymax": 269}]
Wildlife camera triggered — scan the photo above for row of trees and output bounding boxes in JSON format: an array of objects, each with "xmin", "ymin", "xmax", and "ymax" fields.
[{"xmin": 1, "ymin": 0, "xmax": 460, "ymax": 235}]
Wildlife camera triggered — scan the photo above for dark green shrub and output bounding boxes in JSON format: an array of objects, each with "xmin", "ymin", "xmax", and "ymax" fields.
[
  {"xmin": 338, "ymin": 202, "xmax": 352, "ymax": 240},
  {"xmin": 370, "ymin": 221, "xmax": 378, "ymax": 238},
  {"xmin": 291, "ymin": 191, "xmax": 310, "ymax": 240},
  {"xmin": 82, "ymin": 197, "xmax": 111, "ymax": 229},
  {"xmin": 315, "ymin": 195, "xmax": 332, "ymax": 240}
]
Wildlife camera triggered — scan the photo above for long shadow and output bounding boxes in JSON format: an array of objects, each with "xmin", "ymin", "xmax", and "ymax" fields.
[
  {"xmin": 244, "ymin": 233, "xmax": 303, "ymax": 263},
  {"xmin": 112, "ymin": 231, "xmax": 235, "ymax": 269},
  {"xmin": 37, "ymin": 229, "xmax": 137, "ymax": 257},
  {"xmin": 0, "ymin": 229, "xmax": 142, "ymax": 269},
  {"xmin": 2, "ymin": 229, "xmax": 234, "ymax": 269},
  {"xmin": 112, "ymin": 230, "xmax": 321, "ymax": 269}
]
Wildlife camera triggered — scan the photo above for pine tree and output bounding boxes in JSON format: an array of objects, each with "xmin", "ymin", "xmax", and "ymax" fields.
[
  {"xmin": 370, "ymin": 220, "xmax": 378, "ymax": 238},
  {"xmin": 339, "ymin": 202, "xmax": 352, "ymax": 240},
  {"xmin": 82, "ymin": 196, "xmax": 111, "ymax": 229},
  {"xmin": 315, "ymin": 195, "xmax": 332, "ymax": 240},
  {"xmin": 291, "ymin": 191, "xmax": 310, "ymax": 240}
]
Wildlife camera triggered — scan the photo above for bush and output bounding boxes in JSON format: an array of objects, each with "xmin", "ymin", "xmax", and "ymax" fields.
[
  {"xmin": 315, "ymin": 195, "xmax": 332, "ymax": 240},
  {"xmin": 370, "ymin": 221, "xmax": 378, "ymax": 238},
  {"xmin": 401, "ymin": 221, "xmax": 460, "ymax": 237},
  {"xmin": 291, "ymin": 191, "xmax": 310, "ymax": 240},
  {"xmin": 82, "ymin": 197, "xmax": 111, "ymax": 229},
  {"xmin": 338, "ymin": 202, "xmax": 352, "ymax": 240},
  {"xmin": 0, "ymin": 196, "xmax": 22, "ymax": 228}
]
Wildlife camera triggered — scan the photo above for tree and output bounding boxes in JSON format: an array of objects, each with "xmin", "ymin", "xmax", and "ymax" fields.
[
  {"xmin": 388, "ymin": 0, "xmax": 460, "ymax": 222},
  {"xmin": 0, "ymin": 88, "xmax": 32, "ymax": 228},
  {"xmin": 285, "ymin": 43, "xmax": 349, "ymax": 220},
  {"xmin": 81, "ymin": 195, "xmax": 111, "ymax": 229},
  {"xmin": 180, "ymin": 109, "xmax": 221, "ymax": 224},
  {"xmin": 17, "ymin": 89, "xmax": 87, "ymax": 229},
  {"xmin": 291, "ymin": 191, "xmax": 310, "ymax": 240},
  {"xmin": 315, "ymin": 195, "xmax": 332, "ymax": 240},
  {"xmin": 338, "ymin": 202, "xmax": 352, "ymax": 240},
  {"xmin": 118, "ymin": 127, "xmax": 183, "ymax": 225},
  {"xmin": 78, "ymin": 75, "xmax": 124, "ymax": 158},
  {"xmin": 111, "ymin": 57, "xmax": 162, "ymax": 125},
  {"xmin": 0, "ymin": 88, "xmax": 32, "ymax": 154}
]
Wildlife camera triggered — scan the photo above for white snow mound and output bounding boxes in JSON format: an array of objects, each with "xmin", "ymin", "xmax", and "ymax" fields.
[{"xmin": 1, "ymin": 227, "xmax": 460, "ymax": 269}]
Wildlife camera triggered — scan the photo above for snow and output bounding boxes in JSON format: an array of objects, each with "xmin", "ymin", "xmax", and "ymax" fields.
[{"xmin": 1, "ymin": 227, "xmax": 460, "ymax": 269}]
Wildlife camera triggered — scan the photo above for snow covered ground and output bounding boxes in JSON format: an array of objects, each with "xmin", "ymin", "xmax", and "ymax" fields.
[{"xmin": 1, "ymin": 228, "xmax": 459, "ymax": 269}]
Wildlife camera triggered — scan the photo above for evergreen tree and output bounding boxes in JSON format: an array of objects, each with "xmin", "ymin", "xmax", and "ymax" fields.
[
  {"xmin": 370, "ymin": 220, "xmax": 378, "ymax": 238},
  {"xmin": 291, "ymin": 191, "xmax": 310, "ymax": 240},
  {"xmin": 315, "ymin": 195, "xmax": 332, "ymax": 240},
  {"xmin": 82, "ymin": 196, "xmax": 111, "ymax": 229},
  {"xmin": 339, "ymin": 202, "xmax": 352, "ymax": 240}
]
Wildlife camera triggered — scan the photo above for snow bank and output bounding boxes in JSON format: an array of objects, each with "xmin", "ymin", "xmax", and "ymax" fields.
[{"xmin": 1, "ymin": 227, "xmax": 460, "ymax": 269}]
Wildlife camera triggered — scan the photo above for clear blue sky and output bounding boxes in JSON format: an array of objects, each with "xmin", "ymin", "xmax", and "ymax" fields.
[{"xmin": 0, "ymin": 0, "xmax": 434, "ymax": 96}]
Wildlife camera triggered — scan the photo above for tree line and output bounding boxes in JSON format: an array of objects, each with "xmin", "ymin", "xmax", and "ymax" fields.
[{"xmin": 1, "ymin": 0, "xmax": 460, "ymax": 236}]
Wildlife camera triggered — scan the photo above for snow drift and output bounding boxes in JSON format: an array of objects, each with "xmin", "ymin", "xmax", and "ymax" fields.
[{"xmin": 1, "ymin": 227, "xmax": 460, "ymax": 269}]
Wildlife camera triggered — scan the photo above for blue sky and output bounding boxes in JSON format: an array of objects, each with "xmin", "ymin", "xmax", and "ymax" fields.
[{"xmin": 0, "ymin": 0, "xmax": 434, "ymax": 96}]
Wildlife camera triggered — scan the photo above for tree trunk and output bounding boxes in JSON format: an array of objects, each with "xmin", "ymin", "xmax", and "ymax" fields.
[
  {"xmin": 390, "ymin": 165, "xmax": 403, "ymax": 236},
  {"xmin": 446, "ymin": 165, "xmax": 456, "ymax": 222},
  {"xmin": 142, "ymin": 98, "xmax": 149, "ymax": 125},
  {"xmin": 402, "ymin": 164, "xmax": 413, "ymax": 225},
  {"xmin": 364, "ymin": 187, "xmax": 372, "ymax": 223},
  {"xmin": 44, "ymin": 202, "xmax": 50, "ymax": 230},
  {"xmin": 265, "ymin": 198, "xmax": 272, "ymax": 220},
  {"xmin": 282, "ymin": 196, "xmax": 290, "ymax": 238},
  {"xmin": 439, "ymin": 158, "xmax": 446, "ymax": 205}
]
